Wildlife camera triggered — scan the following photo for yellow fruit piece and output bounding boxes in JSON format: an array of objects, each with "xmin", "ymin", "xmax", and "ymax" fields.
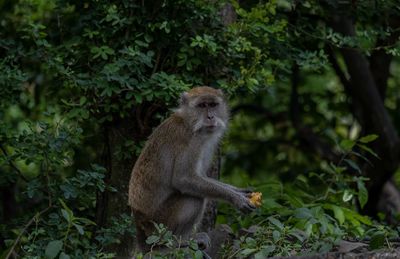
[{"xmin": 249, "ymin": 192, "xmax": 262, "ymax": 207}]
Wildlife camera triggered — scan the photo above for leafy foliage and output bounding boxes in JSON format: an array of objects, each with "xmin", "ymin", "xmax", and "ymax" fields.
[
  {"xmin": 1, "ymin": 0, "xmax": 400, "ymax": 258},
  {"xmin": 137, "ymin": 223, "xmax": 204, "ymax": 259}
]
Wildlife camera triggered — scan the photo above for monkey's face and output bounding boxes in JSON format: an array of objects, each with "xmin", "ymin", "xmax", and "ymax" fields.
[
  {"xmin": 177, "ymin": 87, "xmax": 229, "ymax": 134},
  {"xmin": 187, "ymin": 95, "xmax": 229, "ymax": 134}
]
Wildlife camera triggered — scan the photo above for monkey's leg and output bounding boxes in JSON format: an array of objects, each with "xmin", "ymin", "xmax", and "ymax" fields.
[
  {"xmin": 155, "ymin": 194, "xmax": 211, "ymax": 251},
  {"xmin": 163, "ymin": 195, "xmax": 206, "ymax": 237}
]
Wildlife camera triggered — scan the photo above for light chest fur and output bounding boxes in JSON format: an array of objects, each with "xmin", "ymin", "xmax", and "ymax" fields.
[{"xmin": 189, "ymin": 131, "xmax": 222, "ymax": 176}]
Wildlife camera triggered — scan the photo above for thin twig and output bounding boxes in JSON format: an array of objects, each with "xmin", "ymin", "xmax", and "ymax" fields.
[
  {"xmin": 5, "ymin": 150, "xmax": 54, "ymax": 258},
  {"xmin": 5, "ymin": 206, "xmax": 52, "ymax": 259}
]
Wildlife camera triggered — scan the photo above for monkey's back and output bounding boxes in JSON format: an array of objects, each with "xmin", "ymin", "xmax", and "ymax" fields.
[{"xmin": 128, "ymin": 114, "xmax": 190, "ymax": 216}]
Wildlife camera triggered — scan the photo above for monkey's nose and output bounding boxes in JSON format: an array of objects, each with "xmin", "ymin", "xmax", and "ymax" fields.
[{"xmin": 207, "ymin": 115, "xmax": 214, "ymax": 120}]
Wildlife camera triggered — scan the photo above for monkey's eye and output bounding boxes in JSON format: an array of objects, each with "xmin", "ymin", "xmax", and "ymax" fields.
[
  {"xmin": 208, "ymin": 102, "xmax": 218, "ymax": 108},
  {"xmin": 197, "ymin": 103, "xmax": 207, "ymax": 108}
]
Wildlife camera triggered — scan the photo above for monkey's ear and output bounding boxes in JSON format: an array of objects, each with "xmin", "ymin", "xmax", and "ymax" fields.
[{"xmin": 180, "ymin": 92, "xmax": 189, "ymax": 105}]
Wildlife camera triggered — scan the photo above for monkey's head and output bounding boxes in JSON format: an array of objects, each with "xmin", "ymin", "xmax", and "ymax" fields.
[{"xmin": 177, "ymin": 86, "xmax": 229, "ymax": 134}]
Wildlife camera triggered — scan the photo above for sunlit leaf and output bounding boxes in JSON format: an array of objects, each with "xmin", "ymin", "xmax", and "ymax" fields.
[
  {"xmin": 342, "ymin": 190, "xmax": 353, "ymax": 202},
  {"xmin": 358, "ymin": 134, "xmax": 378, "ymax": 143},
  {"xmin": 331, "ymin": 205, "xmax": 345, "ymax": 225}
]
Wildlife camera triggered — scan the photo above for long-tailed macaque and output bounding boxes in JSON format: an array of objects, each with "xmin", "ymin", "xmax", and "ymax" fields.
[{"xmin": 128, "ymin": 86, "xmax": 255, "ymax": 253}]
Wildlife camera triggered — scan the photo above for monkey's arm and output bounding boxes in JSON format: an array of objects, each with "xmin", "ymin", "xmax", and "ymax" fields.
[
  {"xmin": 217, "ymin": 181, "xmax": 253, "ymax": 194},
  {"xmin": 172, "ymin": 175, "xmax": 255, "ymax": 212}
]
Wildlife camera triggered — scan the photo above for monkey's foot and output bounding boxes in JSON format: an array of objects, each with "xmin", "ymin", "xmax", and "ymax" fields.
[{"xmin": 194, "ymin": 232, "xmax": 211, "ymax": 250}]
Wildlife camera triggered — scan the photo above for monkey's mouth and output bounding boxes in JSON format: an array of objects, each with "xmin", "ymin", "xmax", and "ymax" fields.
[
  {"xmin": 196, "ymin": 125, "xmax": 218, "ymax": 134},
  {"xmin": 204, "ymin": 125, "xmax": 218, "ymax": 131}
]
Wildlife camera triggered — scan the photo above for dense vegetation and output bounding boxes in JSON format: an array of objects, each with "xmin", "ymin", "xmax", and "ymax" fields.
[{"xmin": 1, "ymin": 0, "xmax": 400, "ymax": 258}]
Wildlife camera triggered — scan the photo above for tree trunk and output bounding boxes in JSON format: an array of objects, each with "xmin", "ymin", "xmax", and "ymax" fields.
[
  {"xmin": 329, "ymin": 15, "xmax": 400, "ymax": 216},
  {"xmin": 96, "ymin": 117, "xmax": 143, "ymax": 256}
]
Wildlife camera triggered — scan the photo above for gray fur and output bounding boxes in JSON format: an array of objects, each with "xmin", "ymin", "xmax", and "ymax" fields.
[{"xmin": 128, "ymin": 87, "xmax": 255, "ymax": 253}]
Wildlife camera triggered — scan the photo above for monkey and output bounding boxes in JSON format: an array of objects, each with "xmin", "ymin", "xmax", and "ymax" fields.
[{"xmin": 128, "ymin": 86, "xmax": 255, "ymax": 254}]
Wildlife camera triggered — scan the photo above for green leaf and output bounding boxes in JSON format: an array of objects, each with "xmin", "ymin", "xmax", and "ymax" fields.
[
  {"xmin": 294, "ymin": 208, "xmax": 313, "ymax": 219},
  {"xmin": 357, "ymin": 144, "xmax": 379, "ymax": 158},
  {"xmin": 284, "ymin": 193, "xmax": 304, "ymax": 207},
  {"xmin": 305, "ymin": 221, "xmax": 313, "ymax": 236},
  {"xmin": 254, "ymin": 245, "xmax": 275, "ymax": 259},
  {"xmin": 342, "ymin": 207, "xmax": 372, "ymax": 226},
  {"xmin": 194, "ymin": 250, "xmax": 203, "ymax": 259},
  {"xmin": 272, "ymin": 230, "xmax": 281, "ymax": 241},
  {"xmin": 59, "ymin": 199, "xmax": 73, "ymax": 214},
  {"xmin": 134, "ymin": 94, "xmax": 143, "ymax": 104},
  {"xmin": 290, "ymin": 231, "xmax": 305, "ymax": 242},
  {"xmin": 145, "ymin": 235, "xmax": 160, "ymax": 245},
  {"xmin": 79, "ymin": 96, "xmax": 86, "ymax": 105},
  {"xmin": 268, "ymin": 217, "xmax": 284, "ymax": 230},
  {"xmin": 296, "ymin": 175, "xmax": 308, "ymax": 185},
  {"xmin": 340, "ymin": 139, "xmax": 355, "ymax": 151},
  {"xmin": 45, "ymin": 240, "xmax": 63, "ymax": 259},
  {"xmin": 357, "ymin": 180, "xmax": 368, "ymax": 208},
  {"xmin": 61, "ymin": 209, "xmax": 72, "ymax": 223},
  {"xmin": 331, "ymin": 205, "xmax": 345, "ymax": 225},
  {"xmin": 241, "ymin": 248, "xmax": 257, "ymax": 256},
  {"xmin": 344, "ymin": 159, "xmax": 361, "ymax": 173},
  {"xmin": 358, "ymin": 134, "xmax": 378, "ymax": 143},
  {"xmin": 59, "ymin": 252, "xmax": 70, "ymax": 259},
  {"xmin": 260, "ymin": 245, "xmax": 275, "ymax": 255},
  {"xmin": 245, "ymin": 237, "xmax": 256, "ymax": 246},
  {"xmin": 144, "ymin": 34, "xmax": 153, "ymax": 43},
  {"xmin": 369, "ymin": 233, "xmax": 385, "ymax": 249},
  {"xmin": 103, "ymin": 47, "xmax": 114, "ymax": 55},
  {"xmin": 73, "ymin": 223, "xmax": 84, "ymax": 235}
]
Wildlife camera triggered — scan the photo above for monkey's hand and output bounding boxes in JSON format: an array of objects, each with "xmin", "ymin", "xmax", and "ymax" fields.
[
  {"xmin": 232, "ymin": 192, "xmax": 256, "ymax": 213},
  {"xmin": 235, "ymin": 187, "xmax": 253, "ymax": 194},
  {"xmin": 194, "ymin": 232, "xmax": 211, "ymax": 250}
]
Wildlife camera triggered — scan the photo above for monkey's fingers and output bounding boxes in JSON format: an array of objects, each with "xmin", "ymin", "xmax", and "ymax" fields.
[
  {"xmin": 240, "ymin": 202, "xmax": 257, "ymax": 213},
  {"xmin": 245, "ymin": 192, "xmax": 254, "ymax": 198},
  {"xmin": 240, "ymin": 188, "xmax": 254, "ymax": 195}
]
